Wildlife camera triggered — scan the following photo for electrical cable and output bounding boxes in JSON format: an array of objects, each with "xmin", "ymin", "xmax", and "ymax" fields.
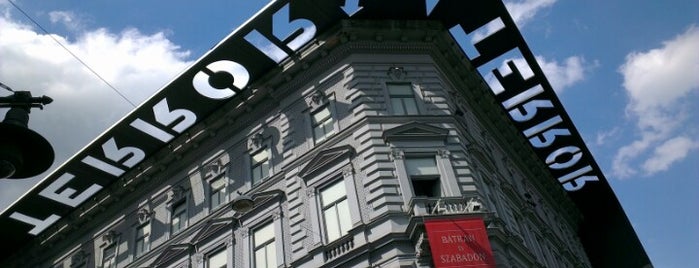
[
  {"xmin": 0, "ymin": 81, "xmax": 15, "ymax": 92},
  {"xmin": 6, "ymin": 0, "xmax": 136, "ymax": 107}
]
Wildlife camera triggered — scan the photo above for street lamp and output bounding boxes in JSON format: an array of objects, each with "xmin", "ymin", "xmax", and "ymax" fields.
[
  {"xmin": 231, "ymin": 189, "xmax": 286, "ymax": 213},
  {"xmin": 0, "ymin": 82, "xmax": 54, "ymax": 179}
]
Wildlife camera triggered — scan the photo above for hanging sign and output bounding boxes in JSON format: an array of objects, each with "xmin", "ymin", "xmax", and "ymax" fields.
[{"xmin": 424, "ymin": 218, "xmax": 496, "ymax": 268}]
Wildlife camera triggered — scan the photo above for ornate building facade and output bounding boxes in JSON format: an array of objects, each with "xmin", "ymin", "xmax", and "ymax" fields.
[{"xmin": 0, "ymin": 1, "xmax": 650, "ymax": 268}]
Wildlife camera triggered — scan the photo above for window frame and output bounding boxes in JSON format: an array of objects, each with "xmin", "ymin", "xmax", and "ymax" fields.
[
  {"xmin": 209, "ymin": 174, "xmax": 228, "ymax": 210},
  {"xmin": 305, "ymin": 171, "xmax": 362, "ymax": 249},
  {"xmin": 240, "ymin": 202, "xmax": 285, "ymax": 268},
  {"xmin": 319, "ymin": 179, "xmax": 353, "ymax": 243},
  {"xmin": 101, "ymin": 244, "xmax": 117, "ymax": 268},
  {"xmin": 310, "ymin": 104, "xmax": 336, "ymax": 144},
  {"xmin": 250, "ymin": 147, "xmax": 271, "ymax": 185},
  {"xmin": 405, "ymin": 156, "xmax": 442, "ymax": 197},
  {"xmin": 206, "ymin": 246, "xmax": 228, "ymax": 268},
  {"xmin": 391, "ymin": 148, "xmax": 460, "ymax": 208},
  {"xmin": 298, "ymin": 145, "xmax": 362, "ymax": 254},
  {"xmin": 386, "ymin": 82, "xmax": 420, "ymax": 115},
  {"xmin": 134, "ymin": 221, "xmax": 151, "ymax": 258},
  {"xmin": 252, "ymin": 222, "xmax": 277, "ymax": 268},
  {"xmin": 170, "ymin": 200, "xmax": 188, "ymax": 235}
]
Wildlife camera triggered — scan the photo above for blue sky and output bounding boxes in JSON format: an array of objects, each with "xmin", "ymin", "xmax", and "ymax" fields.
[{"xmin": 1, "ymin": 0, "xmax": 697, "ymax": 266}]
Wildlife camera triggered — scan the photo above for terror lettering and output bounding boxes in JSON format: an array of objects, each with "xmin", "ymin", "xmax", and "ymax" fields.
[
  {"xmin": 5, "ymin": 1, "xmax": 311, "ymax": 237},
  {"xmin": 4, "ymin": 0, "xmax": 602, "ymax": 244}
]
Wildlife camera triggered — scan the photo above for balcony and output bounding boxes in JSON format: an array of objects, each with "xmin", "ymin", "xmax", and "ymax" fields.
[{"xmin": 324, "ymin": 235, "xmax": 355, "ymax": 261}]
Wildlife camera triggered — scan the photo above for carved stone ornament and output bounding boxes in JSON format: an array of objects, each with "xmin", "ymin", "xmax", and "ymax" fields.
[
  {"xmin": 204, "ymin": 159, "xmax": 224, "ymax": 178},
  {"xmin": 170, "ymin": 185, "xmax": 187, "ymax": 202},
  {"xmin": 466, "ymin": 197, "xmax": 487, "ymax": 213},
  {"xmin": 137, "ymin": 208, "xmax": 154, "ymax": 224},
  {"xmin": 390, "ymin": 149, "xmax": 404, "ymax": 161},
  {"xmin": 193, "ymin": 253, "xmax": 204, "ymax": 264},
  {"xmin": 250, "ymin": 132, "xmax": 265, "ymax": 150},
  {"xmin": 103, "ymin": 230, "xmax": 120, "ymax": 245},
  {"xmin": 238, "ymin": 227, "xmax": 250, "ymax": 238},
  {"xmin": 387, "ymin": 66, "xmax": 407, "ymax": 80},
  {"xmin": 70, "ymin": 250, "xmax": 88, "ymax": 267},
  {"xmin": 438, "ymin": 148, "xmax": 450, "ymax": 159},
  {"xmin": 309, "ymin": 89, "xmax": 327, "ymax": 106},
  {"xmin": 342, "ymin": 167, "xmax": 354, "ymax": 177},
  {"xmin": 306, "ymin": 187, "xmax": 316, "ymax": 197}
]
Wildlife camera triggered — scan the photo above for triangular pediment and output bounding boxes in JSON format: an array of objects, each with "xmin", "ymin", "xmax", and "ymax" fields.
[
  {"xmin": 382, "ymin": 122, "xmax": 449, "ymax": 142},
  {"xmin": 299, "ymin": 145, "xmax": 355, "ymax": 178},
  {"xmin": 153, "ymin": 243, "xmax": 193, "ymax": 267},
  {"xmin": 192, "ymin": 217, "xmax": 234, "ymax": 244}
]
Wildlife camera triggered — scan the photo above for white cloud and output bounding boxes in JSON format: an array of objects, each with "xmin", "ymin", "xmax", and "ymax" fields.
[
  {"xmin": 621, "ymin": 26, "xmax": 699, "ymax": 113},
  {"xmin": 595, "ymin": 127, "xmax": 620, "ymax": 146},
  {"xmin": 471, "ymin": 0, "xmax": 556, "ymax": 42},
  {"xmin": 612, "ymin": 25, "xmax": 699, "ymax": 178},
  {"xmin": 642, "ymin": 136, "xmax": 699, "ymax": 174},
  {"xmin": 499, "ymin": 55, "xmax": 587, "ymax": 93},
  {"xmin": 612, "ymin": 132, "xmax": 662, "ymax": 178},
  {"xmin": 505, "ymin": 0, "xmax": 557, "ymax": 27},
  {"xmin": 48, "ymin": 11, "xmax": 82, "ymax": 31},
  {"xmin": 0, "ymin": 12, "xmax": 192, "ymax": 209},
  {"xmin": 536, "ymin": 55, "xmax": 586, "ymax": 92}
]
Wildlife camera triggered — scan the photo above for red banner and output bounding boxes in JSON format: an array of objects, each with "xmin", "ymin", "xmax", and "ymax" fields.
[{"xmin": 424, "ymin": 218, "xmax": 496, "ymax": 268}]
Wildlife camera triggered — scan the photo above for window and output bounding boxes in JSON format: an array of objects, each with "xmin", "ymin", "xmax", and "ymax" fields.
[
  {"xmin": 405, "ymin": 157, "xmax": 441, "ymax": 197},
  {"xmin": 207, "ymin": 248, "xmax": 227, "ymax": 268},
  {"xmin": 253, "ymin": 223, "xmax": 276, "ymax": 268},
  {"xmin": 171, "ymin": 201, "xmax": 188, "ymax": 234},
  {"xmin": 251, "ymin": 148, "xmax": 271, "ymax": 185},
  {"xmin": 102, "ymin": 244, "xmax": 116, "ymax": 268},
  {"xmin": 311, "ymin": 105, "xmax": 335, "ymax": 143},
  {"xmin": 135, "ymin": 223, "xmax": 150, "ymax": 257},
  {"xmin": 387, "ymin": 83, "xmax": 418, "ymax": 115},
  {"xmin": 210, "ymin": 176, "xmax": 227, "ymax": 209},
  {"xmin": 320, "ymin": 180, "xmax": 352, "ymax": 242}
]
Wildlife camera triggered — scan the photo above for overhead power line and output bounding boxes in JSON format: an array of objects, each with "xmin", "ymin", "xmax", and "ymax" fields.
[{"xmin": 7, "ymin": 0, "xmax": 136, "ymax": 107}]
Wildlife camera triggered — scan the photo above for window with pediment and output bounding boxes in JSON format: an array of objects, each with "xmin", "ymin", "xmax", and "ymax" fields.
[
  {"xmin": 253, "ymin": 222, "xmax": 276, "ymax": 268},
  {"xmin": 299, "ymin": 145, "xmax": 362, "ymax": 246},
  {"xmin": 207, "ymin": 247, "xmax": 227, "ymax": 268},
  {"xmin": 405, "ymin": 156, "xmax": 441, "ymax": 197},
  {"xmin": 383, "ymin": 122, "xmax": 461, "ymax": 207},
  {"xmin": 319, "ymin": 179, "xmax": 352, "ymax": 242}
]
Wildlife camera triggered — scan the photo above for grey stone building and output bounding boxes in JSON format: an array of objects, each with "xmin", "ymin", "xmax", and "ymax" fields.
[{"xmin": 0, "ymin": 1, "xmax": 650, "ymax": 268}]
